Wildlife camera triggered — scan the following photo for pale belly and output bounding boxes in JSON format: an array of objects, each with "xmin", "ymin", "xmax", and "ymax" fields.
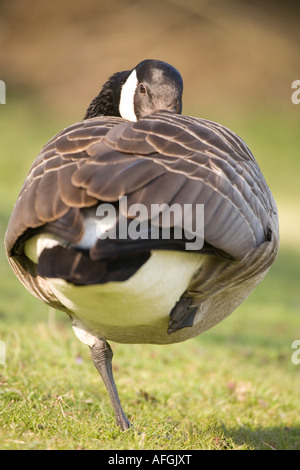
[
  {"xmin": 48, "ymin": 250, "xmax": 203, "ymax": 343},
  {"xmin": 25, "ymin": 234, "xmax": 204, "ymax": 343}
]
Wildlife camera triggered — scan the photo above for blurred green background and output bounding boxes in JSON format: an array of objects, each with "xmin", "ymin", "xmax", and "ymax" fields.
[
  {"xmin": 1, "ymin": 0, "xmax": 300, "ymax": 242},
  {"xmin": 0, "ymin": 0, "xmax": 300, "ymax": 450}
]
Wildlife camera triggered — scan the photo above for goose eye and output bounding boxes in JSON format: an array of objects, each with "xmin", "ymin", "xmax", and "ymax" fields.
[{"xmin": 139, "ymin": 83, "xmax": 147, "ymax": 94}]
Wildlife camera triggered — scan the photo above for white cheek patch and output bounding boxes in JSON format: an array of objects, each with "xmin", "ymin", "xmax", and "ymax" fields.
[{"xmin": 119, "ymin": 69, "xmax": 138, "ymax": 122}]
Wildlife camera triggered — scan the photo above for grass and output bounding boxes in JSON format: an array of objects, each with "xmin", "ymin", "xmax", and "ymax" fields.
[{"xmin": 0, "ymin": 97, "xmax": 299, "ymax": 450}]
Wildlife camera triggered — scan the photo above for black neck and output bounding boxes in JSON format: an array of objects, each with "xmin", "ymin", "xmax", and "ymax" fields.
[{"xmin": 84, "ymin": 71, "xmax": 130, "ymax": 119}]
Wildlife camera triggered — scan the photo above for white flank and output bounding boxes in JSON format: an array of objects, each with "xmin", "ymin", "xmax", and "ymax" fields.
[
  {"xmin": 74, "ymin": 217, "xmax": 98, "ymax": 249},
  {"xmin": 72, "ymin": 323, "xmax": 98, "ymax": 347},
  {"xmin": 73, "ymin": 213, "xmax": 116, "ymax": 250},
  {"xmin": 24, "ymin": 215, "xmax": 116, "ymax": 258},
  {"xmin": 45, "ymin": 250, "xmax": 204, "ymax": 344},
  {"xmin": 119, "ymin": 69, "xmax": 138, "ymax": 122},
  {"xmin": 24, "ymin": 234, "xmax": 60, "ymax": 263}
]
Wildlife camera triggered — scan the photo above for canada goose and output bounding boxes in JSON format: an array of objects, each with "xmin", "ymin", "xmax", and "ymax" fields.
[{"xmin": 5, "ymin": 59, "xmax": 279, "ymax": 430}]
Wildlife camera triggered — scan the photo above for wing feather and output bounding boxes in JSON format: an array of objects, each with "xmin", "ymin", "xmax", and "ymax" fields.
[{"xmin": 5, "ymin": 111, "xmax": 275, "ymax": 263}]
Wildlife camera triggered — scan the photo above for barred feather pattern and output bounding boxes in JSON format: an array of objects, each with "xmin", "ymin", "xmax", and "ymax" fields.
[{"xmin": 5, "ymin": 111, "xmax": 279, "ymax": 343}]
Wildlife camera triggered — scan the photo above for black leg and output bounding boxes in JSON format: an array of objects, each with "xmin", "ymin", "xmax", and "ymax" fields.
[{"xmin": 90, "ymin": 338, "xmax": 131, "ymax": 431}]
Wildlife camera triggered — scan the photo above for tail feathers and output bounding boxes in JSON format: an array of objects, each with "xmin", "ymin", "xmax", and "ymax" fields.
[
  {"xmin": 168, "ymin": 295, "xmax": 198, "ymax": 333},
  {"xmin": 38, "ymin": 245, "xmax": 150, "ymax": 285}
]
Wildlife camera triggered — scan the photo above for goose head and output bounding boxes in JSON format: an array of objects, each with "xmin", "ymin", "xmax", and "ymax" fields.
[{"xmin": 84, "ymin": 59, "xmax": 183, "ymax": 121}]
